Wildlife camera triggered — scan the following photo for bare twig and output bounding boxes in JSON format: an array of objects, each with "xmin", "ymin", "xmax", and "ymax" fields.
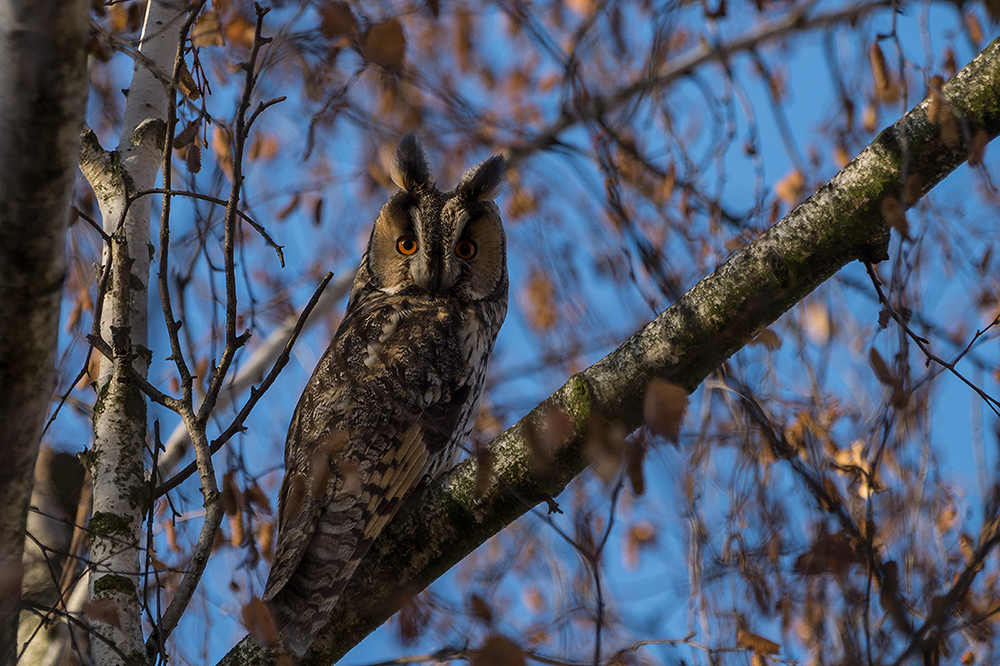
[
  {"xmin": 865, "ymin": 262, "xmax": 1000, "ymax": 418},
  {"xmin": 505, "ymin": 0, "xmax": 892, "ymax": 165},
  {"xmin": 155, "ymin": 271, "xmax": 334, "ymax": 498}
]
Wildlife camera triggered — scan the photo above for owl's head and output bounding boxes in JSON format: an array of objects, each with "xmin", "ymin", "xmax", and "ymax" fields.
[{"xmin": 355, "ymin": 135, "xmax": 508, "ymax": 305}]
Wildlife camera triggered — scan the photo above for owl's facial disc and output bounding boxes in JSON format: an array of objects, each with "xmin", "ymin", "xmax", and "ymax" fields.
[{"xmin": 407, "ymin": 205, "xmax": 461, "ymax": 295}]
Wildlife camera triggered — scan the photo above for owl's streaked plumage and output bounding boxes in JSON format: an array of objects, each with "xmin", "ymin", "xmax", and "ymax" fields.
[{"xmin": 263, "ymin": 135, "xmax": 508, "ymax": 656}]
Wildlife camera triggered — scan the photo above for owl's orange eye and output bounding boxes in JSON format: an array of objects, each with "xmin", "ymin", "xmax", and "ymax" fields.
[
  {"xmin": 455, "ymin": 240, "xmax": 477, "ymax": 260},
  {"xmin": 396, "ymin": 235, "xmax": 418, "ymax": 255}
]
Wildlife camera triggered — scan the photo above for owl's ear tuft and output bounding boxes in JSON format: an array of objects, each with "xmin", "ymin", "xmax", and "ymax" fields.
[
  {"xmin": 391, "ymin": 134, "xmax": 435, "ymax": 192},
  {"xmin": 456, "ymin": 154, "xmax": 507, "ymax": 201}
]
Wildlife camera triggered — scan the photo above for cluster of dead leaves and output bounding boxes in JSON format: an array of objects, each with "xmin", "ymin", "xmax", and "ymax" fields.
[{"xmin": 736, "ymin": 628, "xmax": 781, "ymax": 666}]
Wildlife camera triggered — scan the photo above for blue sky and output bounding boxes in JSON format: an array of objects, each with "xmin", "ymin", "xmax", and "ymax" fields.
[{"xmin": 52, "ymin": 1, "xmax": 1000, "ymax": 664}]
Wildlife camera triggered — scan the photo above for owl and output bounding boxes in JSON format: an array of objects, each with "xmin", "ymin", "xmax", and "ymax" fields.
[{"xmin": 263, "ymin": 135, "xmax": 508, "ymax": 656}]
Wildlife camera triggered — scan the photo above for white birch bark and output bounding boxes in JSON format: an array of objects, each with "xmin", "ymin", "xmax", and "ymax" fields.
[{"xmin": 78, "ymin": 2, "xmax": 188, "ymax": 663}]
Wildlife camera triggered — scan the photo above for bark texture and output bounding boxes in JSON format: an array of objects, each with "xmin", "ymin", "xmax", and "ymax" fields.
[
  {"xmin": 77, "ymin": 2, "xmax": 186, "ymax": 663},
  {"xmin": 220, "ymin": 35, "xmax": 1000, "ymax": 666},
  {"xmin": 0, "ymin": 0, "xmax": 90, "ymax": 662}
]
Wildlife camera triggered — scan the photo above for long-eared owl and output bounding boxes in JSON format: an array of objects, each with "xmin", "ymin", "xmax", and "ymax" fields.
[{"xmin": 263, "ymin": 135, "xmax": 508, "ymax": 656}]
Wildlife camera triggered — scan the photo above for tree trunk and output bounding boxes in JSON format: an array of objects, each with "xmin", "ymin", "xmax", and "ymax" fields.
[
  {"xmin": 77, "ymin": 2, "xmax": 186, "ymax": 663},
  {"xmin": 0, "ymin": 0, "xmax": 89, "ymax": 662}
]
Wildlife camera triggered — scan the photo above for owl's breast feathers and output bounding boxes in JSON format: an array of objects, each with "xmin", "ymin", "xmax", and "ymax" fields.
[{"xmin": 263, "ymin": 293, "xmax": 502, "ymax": 655}]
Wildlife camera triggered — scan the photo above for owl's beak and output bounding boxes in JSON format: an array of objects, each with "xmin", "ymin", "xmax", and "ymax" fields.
[
  {"xmin": 413, "ymin": 253, "xmax": 443, "ymax": 294},
  {"xmin": 425, "ymin": 269, "xmax": 442, "ymax": 294}
]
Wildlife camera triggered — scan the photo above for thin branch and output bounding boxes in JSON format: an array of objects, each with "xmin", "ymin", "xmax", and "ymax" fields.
[
  {"xmin": 155, "ymin": 271, "xmax": 334, "ymax": 498},
  {"xmin": 136, "ymin": 186, "xmax": 285, "ymax": 265},
  {"xmin": 864, "ymin": 262, "xmax": 1000, "ymax": 417},
  {"xmin": 505, "ymin": 0, "xmax": 893, "ymax": 165},
  {"xmin": 198, "ymin": 3, "xmax": 271, "ymax": 422}
]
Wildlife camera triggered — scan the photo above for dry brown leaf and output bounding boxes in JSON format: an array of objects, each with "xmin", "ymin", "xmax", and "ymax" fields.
[
  {"xmin": 583, "ymin": 416, "xmax": 626, "ymax": 484},
  {"xmin": 395, "ymin": 594, "xmax": 431, "ymax": 646},
  {"xmin": 803, "ymin": 301, "xmax": 831, "ymax": 345},
  {"xmin": 320, "ymin": 1, "xmax": 358, "ymax": 39},
  {"xmin": 529, "ymin": 406, "xmax": 574, "ymax": 472},
  {"xmin": 737, "ymin": 628, "xmax": 780, "ymax": 655},
  {"xmin": 881, "ymin": 195, "xmax": 908, "ymax": 239},
  {"xmin": 724, "ymin": 232, "xmax": 751, "ymax": 253},
  {"xmin": 249, "ymin": 134, "xmax": 279, "ymax": 162},
  {"xmin": 969, "ymin": 129, "xmax": 989, "ymax": 166},
  {"xmin": 524, "ymin": 269, "xmax": 557, "ymax": 331},
  {"xmin": 566, "ymin": 0, "xmax": 598, "ymax": 17},
  {"xmin": 363, "ymin": 19, "xmax": 406, "ymax": 71},
  {"xmin": 229, "ymin": 513, "xmax": 245, "ymax": 546},
  {"xmin": 833, "ymin": 142, "xmax": 851, "ymax": 168},
  {"xmin": 869, "ymin": 347, "xmax": 895, "ymax": 386},
  {"xmin": 506, "ymin": 186, "xmax": 538, "ymax": 219},
  {"xmin": 126, "ymin": 2, "xmax": 143, "ymax": 32},
  {"xmin": 185, "ymin": 142, "xmax": 202, "ymax": 174},
  {"xmin": 927, "ymin": 76, "xmax": 945, "ymax": 123},
  {"xmin": 212, "ymin": 528, "xmax": 226, "ymax": 551},
  {"xmin": 936, "ymin": 501, "xmax": 957, "ymax": 533},
  {"xmin": 943, "ymin": 48, "xmax": 958, "ymax": 78},
  {"xmin": 277, "ymin": 194, "xmax": 300, "ymax": 221},
  {"xmin": 221, "ymin": 472, "xmax": 243, "ymax": 516},
  {"xmin": 192, "ymin": 9, "xmax": 225, "ymax": 47},
  {"xmin": 212, "ymin": 126, "xmax": 233, "ymax": 180},
  {"xmin": 177, "ymin": 60, "xmax": 200, "ymax": 100},
  {"xmin": 108, "ymin": 4, "xmax": 128, "ymax": 33},
  {"xmin": 164, "ymin": 519, "xmax": 180, "ymax": 552},
  {"xmin": 794, "ymin": 531, "xmax": 862, "ymax": 575},
  {"xmin": 83, "ymin": 598, "xmax": 120, "ymax": 626},
  {"xmin": 751, "ymin": 328, "xmax": 781, "ymax": 350},
  {"xmin": 258, "ymin": 520, "xmax": 275, "ymax": 562},
  {"xmin": 173, "ymin": 120, "xmax": 200, "ymax": 149},
  {"xmin": 473, "ymin": 635, "xmax": 527, "ymax": 666},
  {"xmin": 522, "ymin": 587, "xmax": 546, "ymax": 614},
  {"xmin": 902, "ymin": 173, "xmax": 922, "ymax": 207},
  {"xmin": 774, "ymin": 169, "xmax": 804, "ymax": 206},
  {"xmin": 863, "ymin": 103, "xmax": 878, "ymax": 133},
  {"xmin": 960, "ymin": 533, "xmax": 976, "ymax": 565},
  {"xmin": 469, "ymin": 593, "xmax": 493, "ymax": 624},
  {"xmin": 869, "ymin": 42, "xmax": 898, "ymax": 102},
  {"xmin": 966, "ymin": 12, "xmax": 983, "ymax": 46},
  {"xmin": 225, "ymin": 14, "xmax": 257, "ymax": 49},
  {"xmin": 312, "ymin": 197, "xmax": 324, "ymax": 227},
  {"xmin": 77, "ymin": 347, "xmax": 101, "ymax": 391},
  {"xmin": 643, "ymin": 378, "xmax": 688, "ymax": 442},
  {"xmin": 245, "ymin": 482, "xmax": 272, "ymax": 513},
  {"xmin": 986, "ymin": 0, "xmax": 1000, "ymax": 22},
  {"xmin": 623, "ymin": 520, "xmax": 656, "ymax": 569},
  {"xmin": 474, "ymin": 446, "xmax": 493, "ymax": 498},
  {"xmin": 241, "ymin": 596, "xmax": 279, "ymax": 645},
  {"xmin": 454, "ymin": 8, "xmax": 474, "ymax": 71},
  {"xmin": 86, "ymin": 34, "xmax": 111, "ymax": 62}
]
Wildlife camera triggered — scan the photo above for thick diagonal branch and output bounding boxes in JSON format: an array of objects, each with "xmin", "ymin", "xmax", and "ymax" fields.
[{"xmin": 221, "ymin": 35, "xmax": 1000, "ymax": 666}]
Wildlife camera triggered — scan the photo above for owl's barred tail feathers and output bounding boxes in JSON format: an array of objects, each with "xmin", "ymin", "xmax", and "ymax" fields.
[{"xmin": 263, "ymin": 517, "xmax": 374, "ymax": 657}]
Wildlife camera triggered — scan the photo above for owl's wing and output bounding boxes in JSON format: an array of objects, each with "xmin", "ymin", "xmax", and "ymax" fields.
[
  {"xmin": 261, "ymin": 457, "xmax": 320, "ymax": 601},
  {"xmin": 263, "ymin": 388, "xmax": 472, "ymax": 656},
  {"xmin": 355, "ymin": 380, "xmax": 473, "ymax": 540}
]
